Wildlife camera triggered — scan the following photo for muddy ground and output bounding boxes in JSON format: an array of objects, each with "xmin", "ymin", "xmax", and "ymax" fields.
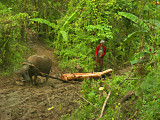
[{"xmin": 0, "ymin": 42, "xmax": 82, "ymax": 120}]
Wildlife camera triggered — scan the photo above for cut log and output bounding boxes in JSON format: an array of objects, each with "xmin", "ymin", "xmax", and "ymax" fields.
[{"xmin": 61, "ymin": 69, "xmax": 112, "ymax": 81}]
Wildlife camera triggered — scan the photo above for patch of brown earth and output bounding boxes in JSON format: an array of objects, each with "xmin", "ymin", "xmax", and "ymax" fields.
[{"xmin": 0, "ymin": 41, "xmax": 82, "ymax": 120}]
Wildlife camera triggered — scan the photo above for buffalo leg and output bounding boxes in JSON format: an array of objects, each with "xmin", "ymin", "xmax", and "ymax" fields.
[
  {"xmin": 29, "ymin": 75, "xmax": 33, "ymax": 85},
  {"xmin": 46, "ymin": 76, "xmax": 49, "ymax": 83},
  {"xmin": 32, "ymin": 75, "xmax": 37, "ymax": 85}
]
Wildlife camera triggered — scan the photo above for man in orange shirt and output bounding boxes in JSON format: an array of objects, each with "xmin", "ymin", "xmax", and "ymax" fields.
[
  {"xmin": 95, "ymin": 40, "xmax": 106, "ymax": 71},
  {"xmin": 155, "ymin": 1, "xmax": 160, "ymax": 5}
]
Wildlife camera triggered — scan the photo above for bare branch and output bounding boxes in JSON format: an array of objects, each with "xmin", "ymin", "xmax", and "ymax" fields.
[
  {"xmin": 117, "ymin": 67, "xmax": 135, "ymax": 86},
  {"xmin": 127, "ymin": 111, "xmax": 137, "ymax": 120},
  {"xmin": 50, "ymin": 6, "xmax": 64, "ymax": 16},
  {"xmin": 99, "ymin": 91, "xmax": 111, "ymax": 118}
]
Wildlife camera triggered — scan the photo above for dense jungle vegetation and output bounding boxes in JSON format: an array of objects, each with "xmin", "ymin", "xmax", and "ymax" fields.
[{"xmin": 0, "ymin": 0, "xmax": 160, "ymax": 119}]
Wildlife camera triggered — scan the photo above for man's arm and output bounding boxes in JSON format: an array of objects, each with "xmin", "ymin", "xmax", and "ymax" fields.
[{"xmin": 95, "ymin": 45, "xmax": 100, "ymax": 56}]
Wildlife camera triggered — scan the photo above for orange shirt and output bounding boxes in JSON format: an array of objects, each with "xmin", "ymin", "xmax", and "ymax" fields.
[{"xmin": 95, "ymin": 45, "xmax": 106, "ymax": 57}]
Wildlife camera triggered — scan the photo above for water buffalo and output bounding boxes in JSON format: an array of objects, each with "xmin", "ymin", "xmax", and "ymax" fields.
[{"xmin": 20, "ymin": 55, "xmax": 52, "ymax": 85}]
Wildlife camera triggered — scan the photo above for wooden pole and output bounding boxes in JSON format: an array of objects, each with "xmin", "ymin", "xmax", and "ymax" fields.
[{"xmin": 61, "ymin": 69, "xmax": 112, "ymax": 81}]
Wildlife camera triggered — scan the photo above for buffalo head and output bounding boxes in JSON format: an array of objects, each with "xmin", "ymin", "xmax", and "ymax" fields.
[{"xmin": 20, "ymin": 64, "xmax": 31, "ymax": 82}]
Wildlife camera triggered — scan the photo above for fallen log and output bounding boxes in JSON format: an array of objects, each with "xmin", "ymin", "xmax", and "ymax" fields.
[
  {"xmin": 35, "ymin": 69, "xmax": 112, "ymax": 82},
  {"xmin": 61, "ymin": 69, "xmax": 112, "ymax": 81}
]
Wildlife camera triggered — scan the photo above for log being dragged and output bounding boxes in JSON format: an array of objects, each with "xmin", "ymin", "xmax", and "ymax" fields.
[{"xmin": 61, "ymin": 69, "xmax": 112, "ymax": 81}]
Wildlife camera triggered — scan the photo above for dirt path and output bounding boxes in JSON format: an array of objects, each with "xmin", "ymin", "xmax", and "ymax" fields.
[{"xmin": 0, "ymin": 42, "xmax": 82, "ymax": 120}]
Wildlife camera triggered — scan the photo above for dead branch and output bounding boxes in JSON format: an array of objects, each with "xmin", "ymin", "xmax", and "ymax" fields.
[
  {"xmin": 117, "ymin": 67, "xmax": 135, "ymax": 87},
  {"xmin": 127, "ymin": 111, "xmax": 137, "ymax": 120},
  {"xmin": 99, "ymin": 91, "xmax": 111, "ymax": 118},
  {"xmin": 76, "ymin": 93, "xmax": 101, "ymax": 111},
  {"xmin": 146, "ymin": 58, "xmax": 158, "ymax": 66},
  {"xmin": 126, "ymin": 78, "xmax": 140, "ymax": 80},
  {"xmin": 120, "ymin": 90, "xmax": 135, "ymax": 105},
  {"xmin": 50, "ymin": 6, "xmax": 64, "ymax": 16}
]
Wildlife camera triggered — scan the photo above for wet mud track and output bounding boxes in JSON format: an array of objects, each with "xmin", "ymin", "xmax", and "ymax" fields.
[{"xmin": 0, "ymin": 76, "xmax": 82, "ymax": 120}]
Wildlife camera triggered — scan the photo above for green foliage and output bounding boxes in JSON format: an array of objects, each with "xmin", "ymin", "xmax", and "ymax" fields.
[
  {"xmin": 123, "ymin": 30, "xmax": 148, "ymax": 45},
  {"xmin": 0, "ymin": 3, "xmax": 33, "ymax": 74},
  {"xmin": 60, "ymin": 30, "xmax": 68, "ymax": 41},
  {"xmin": 130, "ymin": 45, "xmax": 151, "ymax": 65},
  {"xmin": 58, "ymin": 42, "xmax": 94, "ymax": 72},
  {"xmin": 51, "ymin": 0, "xmax": 115, "ymax": 71},
  {"xmin": 85, "ymin": 24, "xmax": 113, "ymax": 40},
  {"xmin": 62, "ymin": 10, "xmax": 78, "ymax": 29},
  {"xmin": 1, "ymin": 42, "xmax": 31, "ymax": 76},
  {"xmin": 118, "ymin": 12, "xmax": 149, "ymax": 31},
  {"xmin": 61, "ymin": 69, "xmax": 138, "ymax": 119},
  {"xmin": 30, "ymin": 18, "xmax": 57, "ymax": 29},
  {"xmin": 135, "ymin": 63, "xmax": 160, "ymax": 120}
]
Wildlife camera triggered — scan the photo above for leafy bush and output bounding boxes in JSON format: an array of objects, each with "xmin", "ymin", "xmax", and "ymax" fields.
[
  {"xmin": 136, "ymin": 62, "xmax": 160, "ymax": 120},
  {"xmin": 51, "ymin": 0, "xmax": 115, "ymax": 72},
  {"xmin": 1, "ymin": 42, "xmax": 31, "ymax": 76},
  {"xmin": 0, "ymin": 5, "xmax": 33, "ymax": 75},
  {"xmin": 61, "ymin": 69, "xmax": 139, "ymax": 120},
  {"xmin": 130, "ymin": 44, "xmax": 152, "ymax": 65}
]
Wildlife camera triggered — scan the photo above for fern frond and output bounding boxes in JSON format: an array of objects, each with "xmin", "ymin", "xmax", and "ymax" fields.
[
  {"xmin": 30, "ymin": 18, "xmax": 57, "ymax": 29},
  {"xmin": 123, "ymin": 30, "xmax": 148, "ymax": 45},
  {"xmin": 60, "ymin": 30, "xmax": 68, "ymax": 41},
  {"xmin": 62, "ymin": 10, "xmax": 78, "ymax": 29},
  {"xmin": 118, "ymin": 12, "xmax": 149, "ymax": 31}
]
